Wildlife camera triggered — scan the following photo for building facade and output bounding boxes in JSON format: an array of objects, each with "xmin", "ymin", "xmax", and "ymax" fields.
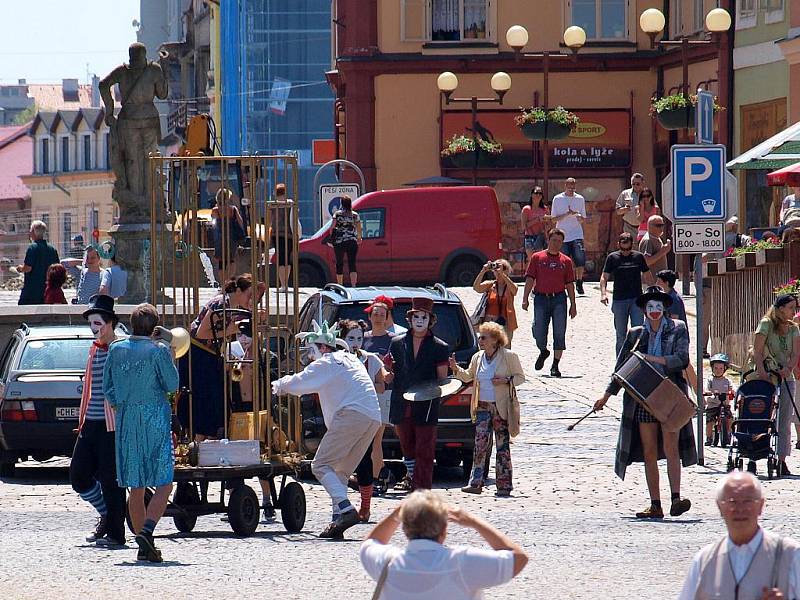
[
  {"xmin": 328, "ymin": 0, "xmax": 733, "ymax": 269},
  {"xmin": 21, "ymin": 108, "xmax": 116, "ymax": 256},
  {"xmin": 733, "ymin": 0, "xmax": 792, "ymax": 227},
  {"xmin": 0, "ymin": 124, "xmax": 33, "ymax": 266},
  {"xmin": 220, "ymin": 0, "xmax": 335, "ymax": 231}
]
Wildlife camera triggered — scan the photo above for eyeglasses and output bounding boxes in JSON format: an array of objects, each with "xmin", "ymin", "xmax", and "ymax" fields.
[
  {"xmin": 718, "ymin": 498, "xmax": 761, "ymax": 507},
  {"xmin": 533, "ymin": 191, "xmax": 543, "ymax": 195},
  {"xmin": 653, "ymin": 223, "xmax": 665, "ymax": 228}
]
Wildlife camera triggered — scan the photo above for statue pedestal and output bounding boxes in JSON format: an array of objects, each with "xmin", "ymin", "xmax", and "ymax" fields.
[{"xmin": 110, "ymin": 223, "xmax": 154, "ymax": 304}]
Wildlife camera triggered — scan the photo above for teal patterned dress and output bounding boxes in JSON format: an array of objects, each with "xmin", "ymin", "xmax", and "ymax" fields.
[{"xmin": 104, "ymin": 336, "xmax": 180, "ymax": 488}]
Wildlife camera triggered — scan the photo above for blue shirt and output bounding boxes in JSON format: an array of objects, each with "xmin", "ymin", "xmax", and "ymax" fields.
[
  {"xmin": 100, "ymin": 265, "xmax": 127, "ymax": 299},
  {"xmin": 668, "ymin": 289, "xmax": 687, "ymax": 325}
]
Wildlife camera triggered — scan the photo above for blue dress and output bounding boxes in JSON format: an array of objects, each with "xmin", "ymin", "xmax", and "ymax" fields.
[{"xmin": 104, "ymin": 336, "xmax": 180, "ymax": 488}]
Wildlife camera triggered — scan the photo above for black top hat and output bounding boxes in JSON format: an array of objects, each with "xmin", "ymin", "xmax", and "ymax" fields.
[
  {"xmin": 82, "ymin": 294, "xmax": 117, "ymax": 320},
  {"xmin": 635, "ymin": 285, "xmax": 673, "ymax": 309}
]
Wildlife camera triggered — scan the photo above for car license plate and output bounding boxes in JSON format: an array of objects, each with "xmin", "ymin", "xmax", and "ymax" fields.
[{"xmin": 55, "ymin": 406, "xmax": 79, "ymax": 420}]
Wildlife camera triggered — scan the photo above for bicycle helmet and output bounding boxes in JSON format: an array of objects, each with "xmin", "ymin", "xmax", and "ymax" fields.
[{"xmin": 709, "ymin": 353, "xmax": 730, "ymax": 366}]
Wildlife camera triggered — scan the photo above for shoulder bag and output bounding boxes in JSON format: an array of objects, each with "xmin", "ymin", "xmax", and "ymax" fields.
[
  {"xmin": 470, "ymin": 292, "xmax": 488, "ymax": 327},
  {"xmin": 371, "ymin": 556, "xmax": 395, "ymax": 600}
]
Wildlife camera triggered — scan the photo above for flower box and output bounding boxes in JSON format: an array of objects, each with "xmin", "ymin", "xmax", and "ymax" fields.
[
  {"xmin": 656, "ymin": 106, "xmax": 695, "ymax": 130},
  {"xmin": 734, "ymin": 253, "xmax": 758, "ymax": 270},
  {"xmin": 704, "ymin": 262, "xmax": 722, "ymax": 277},
  {"xmin": 520, "ymin": 121, "xmax": 572, "ymax": 141},
  {"xmin": 724, "ymin": 257, "xmax": 738, "ymax": 272},
  {"xmin": 715, "ymin": 257, "xmax": 728, "ymax": 275},
  {"xmin": 757, "ymin": 246, "xmax": 784, "ymax": 265}
]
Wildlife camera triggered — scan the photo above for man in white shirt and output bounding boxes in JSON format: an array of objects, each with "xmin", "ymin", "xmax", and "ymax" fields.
[
  {"xmin": 678, "ymin": 471, "xmax": 800, "ymax": 600},
  {"xmin": 360, "ymin": 490, "xmax": 527, "ymax": 599},
  {"xmin": 616, "ymin": 173, "xmax": 645, "ymax": 239},
  {"xmin": 780, "ymin": 187, "xmax": 800, "ymax": 226},
  {"xmin": 272, "ymin": 320, "xmax": 381, "ymax": 538},
  {"xmin": 550, "ymin": 177, "xmax": 587, "ymax": 294}
]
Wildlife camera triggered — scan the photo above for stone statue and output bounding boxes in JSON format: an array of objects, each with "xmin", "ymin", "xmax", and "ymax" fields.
[{"xmin": 99, "ymin": 42, "xmax": 168, "ymax": 223}]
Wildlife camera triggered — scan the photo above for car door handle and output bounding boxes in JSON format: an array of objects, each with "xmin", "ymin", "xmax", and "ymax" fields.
[{"xmin": 375, "ymin": 241, "xmax": 388, "ymax": 246}]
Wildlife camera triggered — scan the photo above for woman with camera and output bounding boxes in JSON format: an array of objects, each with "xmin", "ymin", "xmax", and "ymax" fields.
[{"xmin": 472, "ymin": 258, "xmax": 517, "ymax": 345}]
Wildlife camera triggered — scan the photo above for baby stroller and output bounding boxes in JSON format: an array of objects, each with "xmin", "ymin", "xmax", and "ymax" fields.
[{"xmin": 726, "ymin": 372, "xmax": 780, "ymax": 479}]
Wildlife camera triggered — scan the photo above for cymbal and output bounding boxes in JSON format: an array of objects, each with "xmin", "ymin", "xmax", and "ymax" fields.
[{"xmin": 403, "ymin": 377, "xmax": 464, "ymax": 402}]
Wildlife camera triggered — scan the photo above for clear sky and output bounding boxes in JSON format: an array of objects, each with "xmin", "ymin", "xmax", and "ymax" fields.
[{"xmin": 0, "ymin": 0, "xmax": 140, "ymax": 84}]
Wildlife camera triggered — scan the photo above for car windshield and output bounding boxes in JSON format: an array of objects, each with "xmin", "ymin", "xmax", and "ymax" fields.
[
  {"xmin": 336, "ymin": 302, "xmax": 472, "ymax": 353},
  {"xmin": 17, "ymin": 338, "xmax": 93, "ymax": 371}
]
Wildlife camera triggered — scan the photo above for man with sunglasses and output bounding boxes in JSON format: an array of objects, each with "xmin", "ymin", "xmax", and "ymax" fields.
[
  {"xmin": 600, "ymin": 233, "xmax": 649, "ymax": 356},
  {"xmin": 639, "ymin": 215, "xmax": 672, "ymax": 286},
  {"xmin": 616, "ymin": 173, "xmax": 645, "ymax": 239},
  {"xmin": 678, "ymin": 471, "xmax": 800, "ymax": 599}
]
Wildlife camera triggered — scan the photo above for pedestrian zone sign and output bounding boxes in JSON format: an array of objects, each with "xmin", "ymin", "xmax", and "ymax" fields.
[
  {"xmin": 671, "ymin": 144, "xmax": 726, "ymax": 221},
  {"xmin": 319, "ymin": 184, "xmax": 360, "ymax": 223}
]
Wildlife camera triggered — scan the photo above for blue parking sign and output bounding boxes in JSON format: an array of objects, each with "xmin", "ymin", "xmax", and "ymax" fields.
[{"xmin": 671, "ymin": 144, "xmax": 726, "ymax": 220}]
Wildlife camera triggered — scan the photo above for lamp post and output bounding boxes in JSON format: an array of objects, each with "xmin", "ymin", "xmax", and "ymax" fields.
[
  {"xmin": 506, "ymin": 25, "xmax": 586, "ymax": 198},
  {"xmin": 437, "ymin": 71, "xmax": 512, "ymax": 185},
  {"xmin": 640, "ymin": 8, "xmax": 731, "ymax": 106}
]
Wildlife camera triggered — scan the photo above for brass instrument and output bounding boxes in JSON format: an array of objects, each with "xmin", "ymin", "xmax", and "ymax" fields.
[{"xmin": 231, "ymin": 362, "xmax": 244, "ymax": 382}]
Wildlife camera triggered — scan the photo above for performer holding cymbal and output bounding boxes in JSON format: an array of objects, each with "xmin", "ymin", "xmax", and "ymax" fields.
[{"xmin": 594, "ymin": 286, "xmax": 696, "ymax": 519}]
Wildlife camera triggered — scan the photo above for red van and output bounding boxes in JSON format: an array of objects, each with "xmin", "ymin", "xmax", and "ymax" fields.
[{"xmin": 297, "ymin": 186, "xmax": 502, "ymax": 287}]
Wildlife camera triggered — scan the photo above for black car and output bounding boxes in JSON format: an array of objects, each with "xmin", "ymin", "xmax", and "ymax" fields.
[
  {"xmin": 0, "ymin": 325, "xmax": 96, "ymax": 477},
  {"xmin": 297, "ymin": 284, "xmax": 478, "ymax": 474}
]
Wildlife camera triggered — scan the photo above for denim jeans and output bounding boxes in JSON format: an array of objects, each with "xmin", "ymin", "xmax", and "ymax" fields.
[
  {"xmin": 611, "ymin": 297, "xmax": 643, "ymax": 357},
  {"xmin": 532, "ymin": 292, "xmax": 567, "ymax": 351},
  {"xmin": 561, "ymin": 239, "xmax": 586, "ymax": 268}
]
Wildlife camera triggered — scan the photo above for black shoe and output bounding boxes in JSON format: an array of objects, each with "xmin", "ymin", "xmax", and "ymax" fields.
[
  {"xmin": 86, "ymin": 515, "xmax": 108, "ymax": 543},
  {"xmin": 318, "ymin": 522, "xmax": 344, "ymax": 539},
  {"xmin": 535, "ymin": 349, "xmax": 551, "ymax": 371},
  {"xmin": 95, "ymin": 534, "xmax": 126, "ymax": 547},
  {"xmin": 261, "ymin": 504, "xmax": 276, "ymax": 523},
  {"xmin": 576, "ymin": 280, "xmax": 585, "ymax": 295},
  {"xmin": 779, "ymin": 461, "xmax": 792, "ymax": 477},
  {"xmin": 670, "ymin": 498, "xmax": 691, "ymax": 517},
  {"xmin": 136, "ymin": 547, "xmax": 148, "ymax": 561},
  {"xmin": 747, "ymin": 460, "xmax": 758, "ymax": 475},
  {"xmin": 135, "ymin": 531, "xmax": 162, "ymax": 563},
  {"xmin": 550, "ymin": 364, "xmax": 562, "ymax": 378},
  {"xmin": 327, "ymin": 509, "xmax": 360, "ymax": 538}
]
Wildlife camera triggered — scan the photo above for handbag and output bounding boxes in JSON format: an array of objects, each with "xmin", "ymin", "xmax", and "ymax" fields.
[
  {"xmin": 470, "ymin": 292, "xmax": 489, "ymax": 327},
  {"xmin": 508, "ymin": 379, "xmax": 521, "ymax": 438}
]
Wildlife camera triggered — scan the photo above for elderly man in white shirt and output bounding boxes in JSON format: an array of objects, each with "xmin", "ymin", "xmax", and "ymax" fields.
[
  {"xmin": 361, "ymin": 490, "xmax": 527, "ymax": 599},
  {"xmin": 678, "ymin": 471, "xmax": 800, "ymax": 600},
  {"xmin": 272, "ymin": 320, "xmax": 381, "ymax": 539},
  {"xmin": 616, "ymin": 173, "xmax": 645, "ymax": 238}
]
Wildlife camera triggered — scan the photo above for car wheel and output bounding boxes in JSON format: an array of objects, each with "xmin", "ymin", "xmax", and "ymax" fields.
[
  {"xmin": 446, "ymin": 257, "xmax": 483, "ymax": 287},
  {"xmin": 298, "ymin": 261, "xmax": 324, "ymax": 287},
  {"xmin": 0, "ymin": 461, "xmax": 15, "ymax": 478}
]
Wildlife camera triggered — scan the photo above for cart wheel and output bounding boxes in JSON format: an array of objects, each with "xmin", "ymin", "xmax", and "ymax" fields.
[
  {"xmin": 173, "ymin": 482, "xmax": 200, "ymax": 533},
  {"xmin": 126, "ymin": 488, "xmax": 153, "ymax": 534},
  {"xmin": 279, "ymin": 481, "xmax": 306, "ymax": 533},
  {"xmin": 227, "ymin": 485, "xmax": 260, "ymax": 536}
]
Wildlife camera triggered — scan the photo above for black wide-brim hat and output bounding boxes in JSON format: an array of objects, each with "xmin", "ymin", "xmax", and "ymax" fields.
[
  {"xmin": 82, "ymin": 294, "xmax": 117, "ymax": 320},
  {"xmin": 635, "ymin": 285, "xmax": 673, "ymax": 309}
]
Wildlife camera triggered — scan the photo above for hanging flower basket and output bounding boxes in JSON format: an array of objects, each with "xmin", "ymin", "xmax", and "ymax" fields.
[
  {"xmin": 656, "ymin": 106, "xmax": 696, "ymax": 130},
  {"xmin": 515, "ymin": 106, "xmax": 578, "ymax": 140},
  {"xmin": 441, "ymin": 134, "xmax": 502, "ymax": 168},
  {"xmin": 650, "ymin": 93, "xmax": 724, "ymax": 131}
]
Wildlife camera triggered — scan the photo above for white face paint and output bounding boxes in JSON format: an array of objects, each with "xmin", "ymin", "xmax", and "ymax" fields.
[
  {"xmin": 87, "ymin": 314, "xmax": 108, "ymax": 340},
  {"xmin": 345, "ymin": 328, "xmax": 363, "ymax": 352},
  {"xmin": 301, "ymin": 343, "xmax": 323, "ymax": 366},
  {"xmin": 410, "ymin": 311, "xmax": 430, "ymax": 334},
  {"xmin": 645, "ymin": 300, "xmax": 664, "ymax": 321}
]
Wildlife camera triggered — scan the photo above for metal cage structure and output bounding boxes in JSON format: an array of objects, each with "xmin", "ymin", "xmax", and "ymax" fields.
[{"xmin": 148, "ymin": 153, "xmax": 301, "ymax": 466}]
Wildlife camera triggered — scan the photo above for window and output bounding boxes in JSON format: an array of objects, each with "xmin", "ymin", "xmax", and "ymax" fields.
[
  {"xmin": 61, "ymin": 213, "xmax": 72, "ymax": 255},
  {"xmin": 693, "ymin": 0, "xmax": 704, "ymax": 32},
  {"xmin": 737, "ymin": 0, "xmax": 756, "ymax": 29},
  {"xmin": 60, "ymin": 137, "xmax": 69, "ymax": 172},
  {"xmin": 40, "ymin": 138, "xmax": 49, "ymax": 174},
  {"xmin": 762, "ymin": 0, "xmax": 785, "ymax": 24},
  {"xmin": 570, "ymin": 0, "xmax": 627, "ymax": 41},
  {"xmin": 359, "ymin": 208, "xmax": 385, "ymax": 239},
  {"xmin": 92, "ymin": 209, "xmax": 99, "ymax": 231},
  {"xmin": 40, "ymin": 213, "xmax": 49, "ymax": 229},
  {"xmin": 83, "ymin": 135, "xmax": 91, "ymax": 170},
  {"xmin": 104, "ymin": 132, "xmax": 110, "ymax": 169},
  {"xmin": 670, "ymin": 0, "xmax": 683, "ymax": 36},
  {"xmin": 18, "ymin": 339, "xmax": 94, "ymax": 371},
  {"xmin": 401, "ymin": 0, "xmax": 494, "ymax": 43}
]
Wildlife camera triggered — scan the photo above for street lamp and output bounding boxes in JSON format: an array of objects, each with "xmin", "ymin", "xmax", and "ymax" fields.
[
  {"xmin": 437, "ymin": 71, "xmax": 512, "ymax": 185},
  {"xmin": 505, "ymin": 24, "xmax": 586, "ymax": 198},
  {"xmin": 639, "ymin": 7, "xmax": 731, "ymax": 100}
]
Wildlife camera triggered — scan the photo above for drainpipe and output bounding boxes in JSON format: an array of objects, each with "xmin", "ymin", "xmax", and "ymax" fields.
[{"xmin": 51, "ymin": 173, "xmax": 71, "ymax": 197}]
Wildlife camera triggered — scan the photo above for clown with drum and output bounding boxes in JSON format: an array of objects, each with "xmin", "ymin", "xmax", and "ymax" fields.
[{"xmin": 594, "ymin": 286, "xmax": 696, "ymax": 520}]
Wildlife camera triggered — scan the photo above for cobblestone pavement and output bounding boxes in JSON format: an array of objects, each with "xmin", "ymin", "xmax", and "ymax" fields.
[{"xmin": 2, "ymin": 284, "xmax": 800, "ymax": 599}]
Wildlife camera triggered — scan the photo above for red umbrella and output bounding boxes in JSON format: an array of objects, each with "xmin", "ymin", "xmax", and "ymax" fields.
[{"xmin": 767, "ymin": 161, "xmax": 800, "ymax": 186}]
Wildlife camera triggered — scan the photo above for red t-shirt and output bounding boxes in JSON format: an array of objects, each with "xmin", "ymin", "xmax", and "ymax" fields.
[{"xmin": 524, "ymin": 250, "xmax": 575, "ymax": 294}]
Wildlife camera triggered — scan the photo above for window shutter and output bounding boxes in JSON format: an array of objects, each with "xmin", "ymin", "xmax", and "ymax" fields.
[{"xmin": 401, "ymin": 0, "xmax": 430, "ymax": 41}]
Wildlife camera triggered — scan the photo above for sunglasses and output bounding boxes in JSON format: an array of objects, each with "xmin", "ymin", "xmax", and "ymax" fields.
[
  {"xmin": 653, "ymin": 223, "xmax": 665, "ymax": 228},
  {"xmin": 532, "ymin": 191, "xmax": 543, "ymax": 195}
]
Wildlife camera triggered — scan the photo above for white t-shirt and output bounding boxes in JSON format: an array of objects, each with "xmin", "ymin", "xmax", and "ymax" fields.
[
  {"xmin": 360, "ymin": 539, "xmax": 514, "ymax": 600},
  {"xmin": 550, "ymin": 192, "xmax": 586, "ymax": 242},
  {"xmin": 477, "ymin": 353, "xmax": 500, "ymax": 403},
  {"xmin": 273, "ymin": 350, "xmax": 381, "ymax": 425}
]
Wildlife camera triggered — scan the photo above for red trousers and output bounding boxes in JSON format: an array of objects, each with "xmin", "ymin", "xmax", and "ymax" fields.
[{"xmin": 395, "ymin": 417, "xmax": 437, "ymax": 490}]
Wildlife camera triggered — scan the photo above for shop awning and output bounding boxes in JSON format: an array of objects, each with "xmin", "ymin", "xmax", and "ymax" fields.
[
  {"xmin": 727, "ymin": 120, "xmax": 800, "ymax": 170},
  {"xmin": 403, "ymin": 175, "xmax": 468, "ymax": 186},
  {"xmin": 767, "ymin": 161, "xmax": 800, "ymax": 187}
]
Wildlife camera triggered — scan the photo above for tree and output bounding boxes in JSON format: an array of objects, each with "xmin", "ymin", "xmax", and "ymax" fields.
[{"xmin": 12, "ymin": 103, "xmax": 36, "ymax": 125}]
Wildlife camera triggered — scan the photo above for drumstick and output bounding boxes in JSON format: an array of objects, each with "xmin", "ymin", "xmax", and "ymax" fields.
[{"xmin": 567, "ymin": 408, "xmax": 596, "ymax": 431}]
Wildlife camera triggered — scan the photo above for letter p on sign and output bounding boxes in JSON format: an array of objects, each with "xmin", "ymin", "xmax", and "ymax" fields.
[{"xmin": 685, "ymin": 157, "xmax": 712, "ymax": 196}]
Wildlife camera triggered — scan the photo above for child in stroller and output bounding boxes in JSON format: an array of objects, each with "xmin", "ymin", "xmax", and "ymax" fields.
[
  {"xmin": 703, "ymin": 353, "xmax": 734, "ymax": 447},
  {"xmin": 726, "ymin": 370, "xmax": 781, "ymax": 479}
]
